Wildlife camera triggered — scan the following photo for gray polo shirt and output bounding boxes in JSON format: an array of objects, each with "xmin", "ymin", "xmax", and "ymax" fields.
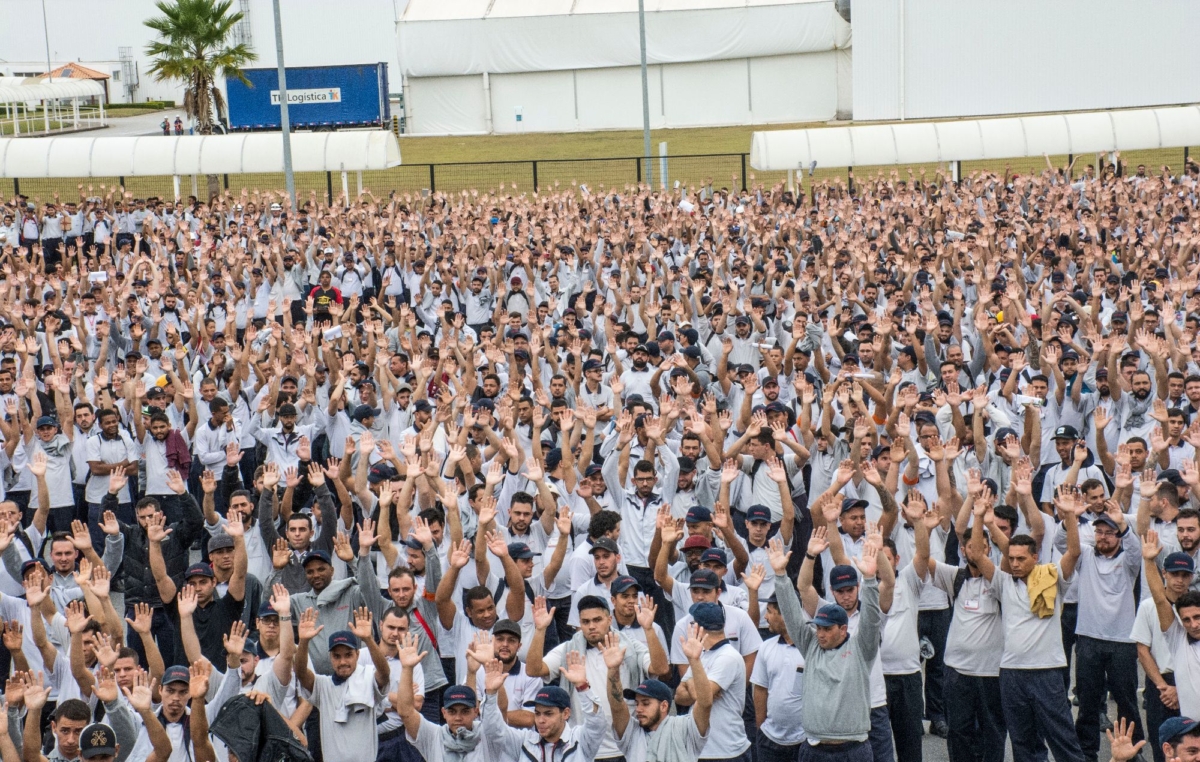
[
  {"xmin": 616, "ymin": 713, "xmax": 707, "ymax": 762},
  {"xmin": 1074, "ymin": 531, "xmax": 1142, "ymax": 642},
  {"xmin": 994, "ymin": 561, "xmax": 1073, "ymax": 669}
]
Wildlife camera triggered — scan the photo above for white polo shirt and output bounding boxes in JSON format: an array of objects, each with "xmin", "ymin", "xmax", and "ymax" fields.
[
  {"xmin": 750, "ymin": 634, "xmax": 806, "ymax": 745},
  {"xmin": 1131, "ymin": 597, "xmax": 1175, "ymax": 675},
  {"xmin": 881, "ymin": 564, "xmax": 923, "ymax": 675},
  {"xmin": 681, "ymin": 641, "xmax": 750, "ymax": 760},
  {"xmin": 1164, "ymin": 619, "xmax": 1200, "ymax": 719},
  {"xmin": 670, "ymin": 603, "xmax": 762, "ymax": 664}
]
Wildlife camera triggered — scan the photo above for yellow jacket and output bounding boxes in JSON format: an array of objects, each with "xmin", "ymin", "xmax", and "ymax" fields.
[{"xmin": 1027, "ymin": 563, "xmax": 1059, "ymax": 618}]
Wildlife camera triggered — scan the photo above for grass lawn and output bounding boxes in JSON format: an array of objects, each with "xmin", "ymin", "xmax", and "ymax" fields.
[{"xmin": 107, "ymin": 107, "xmax": 170, "ymax": 118}]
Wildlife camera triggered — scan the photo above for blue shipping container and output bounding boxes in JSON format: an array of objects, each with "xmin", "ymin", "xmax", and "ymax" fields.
[{"xmin": 226, "ymin": 63, "xmax": 390, "ymax": 131}]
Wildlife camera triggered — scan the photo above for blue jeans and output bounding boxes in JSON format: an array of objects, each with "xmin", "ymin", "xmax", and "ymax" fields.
[
  {"xmin": 869, "ymin": 706, "xmax": 895, "ymax": 762},
  {"xmin": 1000, "ymin": 667, "xmax": 1085, "ymax": 762}
]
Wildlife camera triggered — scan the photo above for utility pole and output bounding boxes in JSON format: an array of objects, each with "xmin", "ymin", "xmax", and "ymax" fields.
[
  {"xmin": 271, "ymin": 0, "xmax": 295, "ymax": 207},
  {"xmin": 41, "ymin": 0, "xmax": 53, "ymax": 81},
  {"xmin": 638, "ymin": 0, "xmax": 652, "ymax": 189}
]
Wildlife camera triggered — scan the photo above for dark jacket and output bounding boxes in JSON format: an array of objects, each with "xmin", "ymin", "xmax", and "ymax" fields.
[
  {"xmin": 210, "ymin": 694, "xmax": 312, "ymax": 762},
  {"xmin": 259, "ymin": 482, "xmax": 338, "ymax": 595},
  {"xmin": 107, "ymin": 490, "xmax": 203, "ymax": 606}
]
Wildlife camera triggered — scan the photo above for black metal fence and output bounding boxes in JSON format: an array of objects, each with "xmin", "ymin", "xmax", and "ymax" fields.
[{"xmin": 1, "ymin": 147, "xmax": 1192, "ymax": 203}]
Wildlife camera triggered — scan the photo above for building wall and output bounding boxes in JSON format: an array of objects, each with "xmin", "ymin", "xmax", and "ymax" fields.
[{"xmin": 853, "ymin": 0, "xmax": 1200, "ymax": 122}]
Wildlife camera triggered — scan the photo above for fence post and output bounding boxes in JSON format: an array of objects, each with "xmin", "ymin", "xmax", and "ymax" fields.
[
  {"xmin": 326, "ymin": 171, "xmax": 333, "ymax": 205},
  {"xmin": 740, "ymin": 155, "xmax": 747, "ymax": 192},
  {"xmin": 223, "ymin": 174, "xmax": 230, "ymax": 190},
  {"xmin": 532, "ymin": 161, "xmax": 539, "ymax": 193},
  {"xmin": 1186, "ymin": 147, "xmax": 1191, "ymax": 165},
  {"xmin": 12, "ymin": 179, "xmax": 18, "ymax": 197},
  {"xmin": 119, "ymin": 176, "xmax": 126, "ymax": 189},
  {"xmin": 429, "ymin": 164, "xmax": 436, "ymax": 193},
  {"xmin": 636, "ymin": 157, "xmax": 642, "ymax": 184}
]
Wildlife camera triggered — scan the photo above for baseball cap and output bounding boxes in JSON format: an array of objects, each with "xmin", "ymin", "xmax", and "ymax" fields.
[
  {"xmin": 443, "ymin": 685, "xmax": 477, "ymax": 707},
  {"xmin": 533, "ymin": 685, "xmax": 572, "ymax": 708},
  {"xmin": 746, "ymin": 505, "xmax": 772, "ymax": 523},
  {"xmin": 689, "ymin": 569, "xmax": 721, "ymax": 590},
  {"xmin": 1052, "ymin": 425, "xmax": 1080, "ymax": 440},
  {"xmin": 207, "ymin": 532, "xmax": 234, "ymax": 552},
  {"xmin": 368, "ymin": 463, "xmax": 400, "ymax": 484},
  {"xmin": 302, "ymin": 550, "xmax": 333, "ymax": 567},
  {"xmin": 1163, "ymin": 552, "xmax": 1196, "ymax": 574},
  {"xmin": 185, "ymin": 562, "xmax": 214, "ymax": 579},
  {"xmin": 682, "ymin": 535, "xmax": 712, "ymax": 551},
  {"xmin": 351, "ymin": 404, "xmax": 381, "ymax": 422},
  {"xmin": 257, "ymin": 600, "xmax": 280, "ymax": 618},
  {"xmin": 685, "ymin": 506, "xmax": 713, "ymax": 524},
  {"xmin": 841, "ymin": 498, "xmax": 869, "ymax": 514},
  {"xmin": 21, "ymin": 559, "xmax": 50, "ymax": 577},
  {"xmin": 544, "ymin": 448, "xmax": 563, "ymax": 471},
  {"xmin": 1159, "ymin": 469, "xmax": 1188, "ymax": 487},
  {"xmin": 610, "ymin": 575, "xmax": 641, "ymax": 595},
  {"xmin": 413, "ymin": 399, "xmax": 435, "ymax": 414},
  {"xmin": 812, "ymin": 603, "xmax": 850, "ymax": 627},
  {"xmin": 1092, "ymin": 515, "xmax": 1120, "ymax": 531},
  {"xmin": 80, "ymin": 723, "xmax": 117, "ymax": 759},
  {"xmin": 492, "ymin": 619, "xmax": 522, "ymax": 639},
  {"xmin": 678, "ymin": 456, "xmax": 697, "ymax": 474},
  {"xmin": 699, "ymin": 548, "xmax": 728, "ymax": 567},
  {"xmin": 507, "ymin": 542, "xmax": 534, "ymax": 560},
  {"xmin": 277, "ymin": 403, "xmax": 299, "ymax": 417},
  {"xmin": 589, "ymin": 537, "xmax": 620, "ymax": 555},
  {"xmin": 35, "ymin": 416, "xmax": 58, "ymax": 429},
  {"xmin": 683, "ymin": 346, "xmax": 702, "ymax": 360},
  {"xmin": 582, "ymin": 358, "xmax": 603, "ymax": 372},
  {"xmin": 828, "ymin": 564, "xmax": 859, "ymax": 590},
  {"xmin": 328, "ymin": 630, "xmax": 360, "ymax": 651},
  {"xmin": 1160, "ymin": 717, "xmax": 1200, "ymax": 745},
  {"xmin": 689, "ymin": 601, "xmax": 726, "ymax": 631},
  {"xmin": 162, "ymin": 665, "xmax": 191, "ymax": 685},
  {"xmin": 623, "ymin": 678, "xmax": 673, "ymax": 703}
]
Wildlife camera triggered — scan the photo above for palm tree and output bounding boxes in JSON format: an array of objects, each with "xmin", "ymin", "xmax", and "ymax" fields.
[{"xmin": 144, "ymin": 0, "xmax": 255, "ymax": 197}]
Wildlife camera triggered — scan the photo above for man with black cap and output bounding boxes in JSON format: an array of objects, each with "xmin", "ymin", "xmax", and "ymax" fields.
[
  {"xmin": 482, "ymin": 647, "xmax": 607, "ymax": 762},
  {"xmin": 1135, "ymin": 537, "xmax": 1195, "ymax": 762},
  {"xmin": 176, "ymin": 515, "xmax": 247, "ymax": 666},
  {"xmin": 295, "ymin": 606, "xmax": 391, "ymax": 762},
  {"xmin": 250, "ymin": 401, "xmax": 322, "ymax": 472},
  {"xmin": 568, "ymin": 536, "xmax": 623, "ymax": 627},
  {"xmin": 392, "ymin": 632, "xmax": 485, "ymax": 762},
  {"xmin": 608, "ymin": 574, "xmax": 671, "ymax": 667},
  {"xmin": 606, "ymin": 624, "xmax": 714, "ymax": 762}
]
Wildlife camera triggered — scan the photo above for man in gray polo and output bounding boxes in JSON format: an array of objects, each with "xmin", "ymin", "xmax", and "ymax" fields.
[{"xmin": 767, "ymin": 531, "xmax": 882, "ymax": 762}]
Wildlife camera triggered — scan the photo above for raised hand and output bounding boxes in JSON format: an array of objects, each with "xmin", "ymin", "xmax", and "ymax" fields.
[
  {"xmin": 189, "ymin": 660, "xmax": 212, "ymax": 700},
  {"xmin": 224, "ymin": 620, "xmax": 249, "ymax": 657},
  {"xmin": 125, "ymin": 602, "xmax": 153, "ymax": 635},
  {"xmin": 680, "ymin": 622, "xmax": 705, "ymax": 662},
  {"xmin": 742, "ymin": 563, "xmax": 766, "ymax": 592},
  {"xmin": 767, "ymin": 536, "xmax": 792, "ymax": 575},
  {"xmin": 559, "ymin": 649, "xmax": 588, "ymax": 688},
  {"xmin": 350, "ymin": 606, "xmax": 374, "ymax": 642},
  {"xmin": 298, "ymin": 607, "xmax": 324, "ymax": 642},
  {"xmin": 465, "ymin": 630, "xmax": 495, "ymax": 670},
  {"xmin": 1106, "ymin": 717, "xmax": 1146, "ymax": 762},
  {"xmin": 397, "ymin": 631, "xmax": 427, "ymax": 668},
  {"xmin": 93, "ymin": 667, "xmax": 119, "ymax": 703},
  {"xmin": 449, "ymin": 539, "xmax": 472, "ymax": 569},
  {"xmin": 532, "ymin": 596, "xmax": 556, "ymax": 631},
  {"xmin": 145, "ymin": 511, "xmax": 171, "ymax": 544},
  {"xmin": 177, "ymin": 584, "xmax": 198, "ymax": 617},
  {"xmin": 122, "ymin": 671, "xmax": 155, "ymax": 713},
  {"xmin": 483, "ymin": 657, "xmax": 508, "ymax": 694},
  {"xmin": 599, "ymin": 631, "xmax": 626, "ymax": 670}
]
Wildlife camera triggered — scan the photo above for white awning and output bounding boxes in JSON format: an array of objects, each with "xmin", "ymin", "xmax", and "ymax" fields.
[
  {"xmin": 749, "ymin": 105, "xmax": 1200, "ymax": 170},
  {"xmin": 0, "ymin": 131, "xmax": 403, "ymax": 178},
  {"xmin": 0, "ymin": 79, "xmax": 104, "ymax": 104}
]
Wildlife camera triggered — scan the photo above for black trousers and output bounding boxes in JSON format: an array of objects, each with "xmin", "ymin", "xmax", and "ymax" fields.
[
  {"xmin": 756, "ymin": 731, "xmax": 801, "ymax": 762},
  {"xmin": 917, "ymin": 607, "xmax": 950, "ymax": 724},
  {"xmin": 1060, "ymin": 602, "xmax": 1079, "ymax": 694},
  {"xmin": 1144, "ymin": 672, "xmax": 1179, "ymax": 762},
  {"xmin": 944, "ymin": 667, "xmax": 1006, "ymax": 762},
  {"xmin": 1074, "ymin": 636, "xmax": 1141, "ymax": 762},
  {"xmin": 799, "ymin": 741, "xmax": 872, "ymax": 762},
  {"xmin": 885, "ymin": 672, "xmax": 925, "ymax": 762}
]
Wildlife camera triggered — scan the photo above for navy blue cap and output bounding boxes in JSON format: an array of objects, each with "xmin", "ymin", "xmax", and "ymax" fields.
[
  {"xmin": 610, "ymin": 575, "xmax": 641, "ymax": 594},
  {"xmin": 80, "ymin": 723, "xmax": 116, "ymax": 759},
  {"xmin": 589, "ymin": 537, "xmax": 620, "ymax": 555},
  {"xmin": 678, "ymin": 456, "xmax": 697, "ymax": 473},
  {"xmin": 584, "ymin": 463, "xmax": 603, "ymax": 477},
  {"xmin": 368, "ymin": 462, "xmax": 400, "ymax": 484},
  {"xmin": 413, "ymin": 399, "xmax": 435, "ymax": 413},
  {"xmin": 685, "ymin": 506, "xmax": 713, "ymax": 524},
  {"xmin": 828, "ymin": 564, "xmax": 859, "ymax": 590},
  {"xmin": 683, "ymin": 346, "xmax": 702, "ymax": 359},
  {"xmin": 582, "ymin": 358, "xmax": 603, "ymax": 372},
  {"xmin": 35, "ymin": 416, "xmax": 58, "ymax": 429},
  {"xmin": 1164, "ymin": 552, "xmax": 1196, "ymax": 574},
  {"xmin": 1160, "ymin": 469, "xmax": 1188, "ymax": 487},
  {"xmin": 533, "ymin": 685, "xmax": 572, "ymax": 708},
  {"xmin": 162, "ymin": 665, "xmax": 191, "ymax": 685},
  {"xmin": 473, "ymin": 397, "xmax": 495, "ymax": 411},
  {"xmin": 302, "ymin": 550, "xmax": 333, "ymax": 567},
  {"xmin": 746, "ymin": 505, "xmax": 772, "ymax": 523},
  {"xmin": 507, "ymin": 542, "xmax": 534, "ymax": 560},
  {"xmin": 1092, "ymin": 515, "xmax": 1120, "ymax": 531},
  {"xmin": 1160, "ymin": 716, "xmax": 1200, "ymax": 745},
  {"xmin": 242, "ymin": 635, "xmax": 259, "ymax": 655},
  {"xmin": 327, "ymin": 630, "xmax": 360, "ymax": 651},
  {"xmin": 257, "ymin": 600, "xmax": 279, "ymax": 618},
  {"xmin": 623, "ymin": 678, "xmax": 673, "ymax": 703},
  {"xmin": 689, "ymin": 601, "xmax": 726, "ymax": 630},
  {"xmin": 443, "ymin": 685, "xmax": 477, "ymax": 707},
  {"xmin": 544, "ymin": 448, "xmax": 563, "ymax": 471},
  {"xmin": 994, "ymin": 427, "xmax": 1019, "ymax": 442},
  {"xmin": 981, "ymin": 477, "xmax": 1000, "ymax": 497},
  {"xmin": 699, "ymin": 548, "xmax": 728, "ymax": 566},
  {"xmin": 185, "ymin": 562, "xmax": 214, "ymax": 579},
  {"xmin": 841, "ymin": 498, "xmax": 869, "ymax": 513},
  {"xmin": 689, "ymin": 569, "xmax": 721, "ymax": 589},
  {"xmin": 20, "ymin": 559, "xmax": 50, "ymax": 577},
  {"xmin": 813, "ymin": 603, "xmax": 850, "ymax": 627},
  {"xmin": 1053, "ymin": 425, "xmax": 1080, "ymax": 440},
  {"xmin": 351, "ymin": 404, "xmax": 381, "ymax": 422}
]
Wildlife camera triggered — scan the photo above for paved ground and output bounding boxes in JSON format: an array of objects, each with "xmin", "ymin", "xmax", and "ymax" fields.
[{"xmin": 93, "ymin": 111, "xmax": 181, "ymax": 137}]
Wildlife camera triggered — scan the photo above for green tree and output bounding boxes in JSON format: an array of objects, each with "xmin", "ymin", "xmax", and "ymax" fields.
[{"xmin": 144, "ymin": 0, "xmax": 255, "ymax": 135}]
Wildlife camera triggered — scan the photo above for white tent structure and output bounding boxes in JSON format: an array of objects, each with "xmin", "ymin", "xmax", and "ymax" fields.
[
  {"xmin": 0, "ymin": 131, "xmax": 402, "ymax": 199},
  {"xmin": 750, "ymin": 105, "xmax": 1200, "ymax": 171},
  {"xmin": 397, "ymin": 0, "xmax": 851, "ymax": 135},
  {"xmin": 0, "ymin": 77, "xmax": 106, "ymax": 135}
]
